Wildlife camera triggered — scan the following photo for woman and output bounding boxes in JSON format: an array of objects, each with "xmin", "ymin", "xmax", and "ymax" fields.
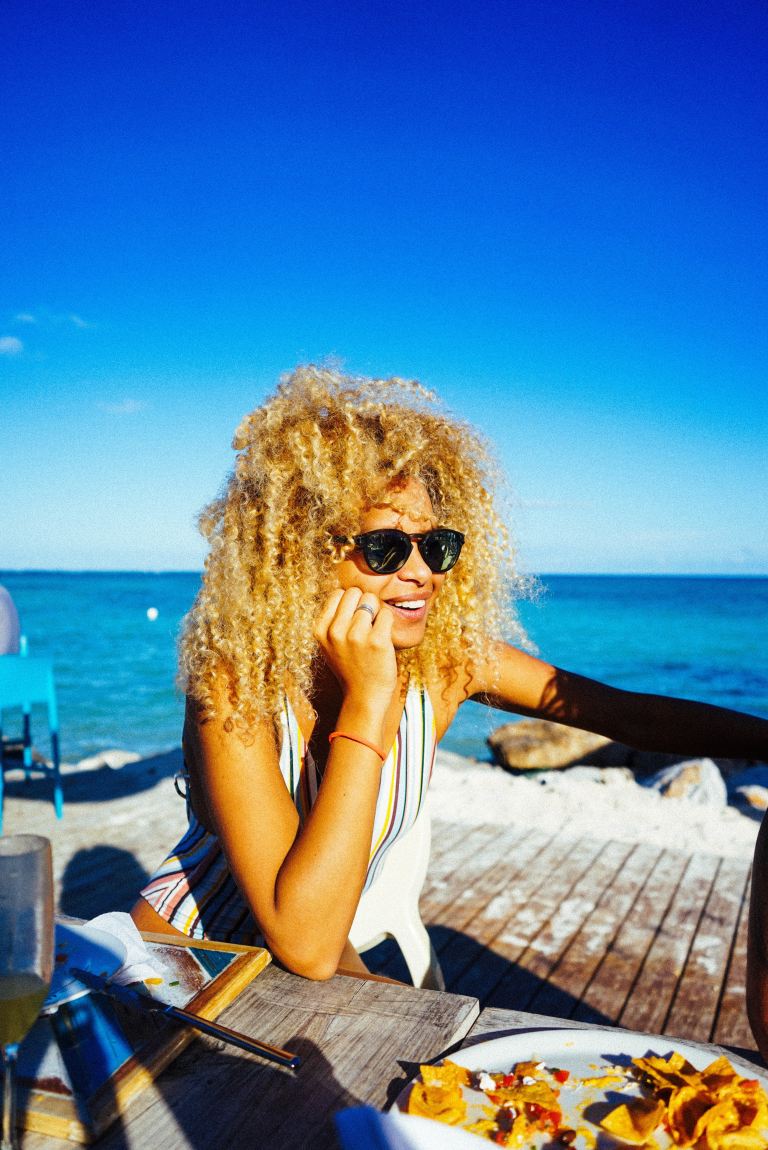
[{"xmin": 132, "ymin": 365, "xmax": 768, "ymax": 981}]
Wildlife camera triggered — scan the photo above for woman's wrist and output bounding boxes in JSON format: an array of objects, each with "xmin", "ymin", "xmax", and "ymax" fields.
[
  {"xmin": 335, "ymin": 697, "xmax": 387, "ymax": 750},
  {"xmin": 338, "ymin": 690, "xmax": 388, "ymax": 722},
  {"xmin": 328, "ymin": 730, "xmax": 386, "ymax": 761}
]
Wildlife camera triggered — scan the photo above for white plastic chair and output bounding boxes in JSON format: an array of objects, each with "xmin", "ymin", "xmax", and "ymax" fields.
[{"xmin": 349, "ymin": 809, "xmax": 445, "ymax": 990}]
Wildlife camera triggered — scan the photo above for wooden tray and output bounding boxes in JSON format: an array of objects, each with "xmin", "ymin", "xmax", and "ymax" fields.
[{"xmin": 17, "ymin": 932, "xmax": 270, "ymax": 1143}]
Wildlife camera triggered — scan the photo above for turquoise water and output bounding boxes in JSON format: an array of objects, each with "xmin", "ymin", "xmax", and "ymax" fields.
[{"xmin": 1, "ymin": 571, "xmax": 766, "ymax": 763}]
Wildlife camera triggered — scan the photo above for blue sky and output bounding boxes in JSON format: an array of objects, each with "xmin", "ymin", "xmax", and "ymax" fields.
[{"xmin": 2, "ymin": 0, "xmax": 766, "ymax": 574}]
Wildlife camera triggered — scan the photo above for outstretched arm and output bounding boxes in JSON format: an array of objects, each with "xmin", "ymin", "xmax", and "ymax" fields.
[{"xmin": 470, "ymin": 641, "xmax": 768, "ymax": 761}]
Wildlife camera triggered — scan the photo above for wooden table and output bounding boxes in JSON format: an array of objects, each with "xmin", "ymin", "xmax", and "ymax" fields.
[
  {"xmin": 20, "ymin": 966, "xmax": 765, "ymax": 1149},
  {"xmin": 21, "ymin": 966, "xmax": 479, "ymax": 1149}
]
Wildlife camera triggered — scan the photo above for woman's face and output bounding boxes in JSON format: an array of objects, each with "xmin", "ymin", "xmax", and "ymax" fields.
[{"xmin": 335, "ymin": 477, "xmax": 447, "ymax": 650}]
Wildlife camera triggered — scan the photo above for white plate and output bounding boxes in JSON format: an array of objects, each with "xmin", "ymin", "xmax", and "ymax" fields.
[
  {"xmin": 394, "ymin": 1027, "xmax": 768, "ymax": 1149},
  {"xmin": 42, "ymin": 922, "xmax": 127, "ymax": 1012}
]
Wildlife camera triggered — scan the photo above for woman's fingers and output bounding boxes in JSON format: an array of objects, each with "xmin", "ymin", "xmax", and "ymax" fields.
[
  {"xmin": 314, "ymin": 588, "xmax": 396, "ymax": 697},
  {"xmin": 313, "ymin": 588, "xmax": 347, "ymax": 642},
  {"xmin": 371, "ymin": 603, "xmax": 394, "ymax": 642},
  {"xmin": 348, "ymin": 594, "xmax": 379, "ymax": 631}
]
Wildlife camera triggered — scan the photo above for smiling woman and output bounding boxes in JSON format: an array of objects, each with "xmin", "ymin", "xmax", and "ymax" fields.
[{"xmin": 131, "ymin": 365, "xmax": 768, "ymax": 982}]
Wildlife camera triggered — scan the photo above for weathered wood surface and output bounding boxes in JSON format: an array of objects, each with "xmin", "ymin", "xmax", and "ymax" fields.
[
  {"xmin": 408, "ymin": 820, "xmax": 758, "ymax": 1057},
  {"xmin": 21, "ymin": 967, "xmax": 479, "ymax": 1149},
  {"xmin": 3, "ymin": 756, "xmax": 759, "ymax": 1059}
]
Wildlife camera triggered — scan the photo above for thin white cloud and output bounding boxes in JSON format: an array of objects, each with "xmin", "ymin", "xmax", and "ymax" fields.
[
  {"xmin": 0, "ymin": 336, "xmax": 23, "ymax": 356},
  {"xmin": 10, "ymin": 310, "xmax": 92, "ymax": 329},
  {"xmin": 520, "ymin": 498, "xmax": 594, "ymax": 510},
  {"xmin": 98, "ymin": 399, "xmax": 147, "ymax": 415}
]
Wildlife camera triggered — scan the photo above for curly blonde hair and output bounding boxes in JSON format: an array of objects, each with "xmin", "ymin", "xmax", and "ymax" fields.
[{"xmin": 179, "ymin": 365, "xmax": 529, "ymax": 735}]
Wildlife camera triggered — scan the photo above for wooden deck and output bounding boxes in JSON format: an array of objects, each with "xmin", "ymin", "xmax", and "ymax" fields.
[{"xmin": 2, "ymin": 751, "xmax": 759, "ymax": 1061}]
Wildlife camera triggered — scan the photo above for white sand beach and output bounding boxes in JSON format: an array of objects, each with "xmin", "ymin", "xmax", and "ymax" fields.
[{"xmin": 428, "ymin": 749, "xmax": 761, "ymax": 859}]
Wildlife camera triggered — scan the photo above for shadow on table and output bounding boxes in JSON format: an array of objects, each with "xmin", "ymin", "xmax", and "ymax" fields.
[
  {"xmin": 59, "ymin": 846, "xmax": 150, "ymax": 918},
  {"xmin": 18, "ymin": 1017, "xmax": 354, "ymax": 1150},
  {"xmin": 93, "ymin": 1033, "xmax": 361, "ymax": 1150}
]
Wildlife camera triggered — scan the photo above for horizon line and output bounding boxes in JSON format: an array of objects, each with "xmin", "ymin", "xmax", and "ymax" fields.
[{"xmin": 2, "ymin": 568, "xmax": 767, "ymax": 579}]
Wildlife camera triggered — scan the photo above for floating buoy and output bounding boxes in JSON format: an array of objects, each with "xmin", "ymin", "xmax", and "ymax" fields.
[{"xmin": 146, "ymin": 607, "xmax": 159, "ymax": 621}]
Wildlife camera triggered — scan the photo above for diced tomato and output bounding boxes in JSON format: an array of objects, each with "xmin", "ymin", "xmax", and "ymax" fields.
[
  {"xmin": 742, "ymin": 1079, "xmax": 759, "ymax": 1090},
  {"xmin": 526, "ymin": 1102, "xmax": 543, "ymax": 1118},
  {"xmin": 553, "ymin": 1068, "xmax": 570, "ymax": 1083},
  {"xmin": 493, "ymin": 1133, "xmax": 506, "ymax": 1146},
  {"xmin": 502, "ymin": 1073, "xmax": 516, "ymax": 1087}
]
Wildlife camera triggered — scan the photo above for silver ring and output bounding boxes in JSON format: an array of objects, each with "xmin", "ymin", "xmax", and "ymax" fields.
[{"xmin": 354, "ymin": 603, "xmax": 376, "ymax": 620}]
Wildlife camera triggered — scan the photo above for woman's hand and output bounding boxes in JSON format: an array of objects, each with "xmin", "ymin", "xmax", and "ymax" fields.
[{"xmin": 314, "ymin": 587, "xmax": 398, "ymax": 706}]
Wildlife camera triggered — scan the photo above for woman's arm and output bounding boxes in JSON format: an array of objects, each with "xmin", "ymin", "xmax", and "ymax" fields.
[
  {"xmin": 470, "ymin": 641, "xmax": 768, "ymax": 760},
  {"xmin": 193, "ymin": 587, "xmax": 398, "ymax": 980}
]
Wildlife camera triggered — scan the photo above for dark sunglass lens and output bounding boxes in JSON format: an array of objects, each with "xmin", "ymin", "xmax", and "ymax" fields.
[
  {"xmin": 360, "ymin": 531, "xmax": 411, "ymax": 573},
  {"xmin": 420, "ymin": 530, "xmax": 464, "ymax": 572}
]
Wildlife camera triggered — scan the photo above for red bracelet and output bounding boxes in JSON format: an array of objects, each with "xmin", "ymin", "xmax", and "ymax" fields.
[{"xmin": 328, "ymin": 730, "xmax": 386, "ymax": 762}]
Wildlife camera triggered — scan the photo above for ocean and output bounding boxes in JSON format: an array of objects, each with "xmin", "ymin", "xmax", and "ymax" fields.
[{"xmin": 1, "ymin": 571, "xmax": 766, "ymax": 764}]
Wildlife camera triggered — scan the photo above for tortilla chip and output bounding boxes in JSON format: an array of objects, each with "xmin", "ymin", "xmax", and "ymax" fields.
[
  {"xmin": 419, "ymin": 1060, "xmax": 470, "ymax": 1090},
  {"xmin": 708, "ymin": 1131, "xmax": 768, "ymax": 1149},
  {"xmin": 600, "ymin": 1096, "xmax": 666, "ymax": 1144},
  {"xmin": 406, "ymin": 1081, "xmax": 466, "ymax": 1125},
  {"xmin": 667, "ymin": 1084, "xmax": 712, "ymax": 1146}
]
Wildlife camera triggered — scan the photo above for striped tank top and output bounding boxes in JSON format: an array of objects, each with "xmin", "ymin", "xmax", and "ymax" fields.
[{"xmin": 139, "ymin": 684, "xmax": 437, "ymax": 944}]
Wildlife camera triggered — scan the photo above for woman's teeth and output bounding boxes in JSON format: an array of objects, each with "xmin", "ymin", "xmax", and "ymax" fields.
[{"xmin": 391, "ymin": 599, "xmax": 426, "ymax": 611}]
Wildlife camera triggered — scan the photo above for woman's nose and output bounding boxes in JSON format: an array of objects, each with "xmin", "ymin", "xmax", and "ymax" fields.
[{"xmin": 398, "ymin": 541, "xmax": 431, "ymax": 582}]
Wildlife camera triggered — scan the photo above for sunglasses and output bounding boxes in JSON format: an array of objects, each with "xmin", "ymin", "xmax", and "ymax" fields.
[{"xmin": 334, "ymin": 528, "xmax": 465, "ymax": 575}]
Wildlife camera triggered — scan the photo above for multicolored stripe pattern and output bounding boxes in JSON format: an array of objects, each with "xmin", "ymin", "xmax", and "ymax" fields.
[{"xmin": 139, "ymin": 684, "xmax": 437, "ymax": 943}]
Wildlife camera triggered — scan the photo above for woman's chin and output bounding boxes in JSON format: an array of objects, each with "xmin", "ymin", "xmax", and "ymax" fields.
[{"xmin": 391, "ymin": 619, "xmax": 429, "ymax": 651}]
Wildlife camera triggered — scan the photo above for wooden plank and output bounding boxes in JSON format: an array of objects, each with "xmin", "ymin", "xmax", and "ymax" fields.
[
  {"xmin": 712, "ymin": 866, "xmax": 754, "ymax": 1051},
  {"xmin": 431, "ymin": 828, "xmax": 554, "ymax": 941},
  {"xmin": 420, "ymin": 822, "xmax": 510, "ymax": 915},
  {"xmin": 487, "ymin": 838, "xmax": 636, "ymax": 1013},
  {"xmin": 427, "ymin": 817, "xmax": 497, "ymax": 868},
  {"xmin": 572, "ymin": 846, "xmax": 690, "ymax": 1026},
  {"xmin": 435, "ymin": 832, "xmax": 589, "ymax": 995},
  {"xmin": 618, "ymin": 852, "xmax": 720, "ymax": 1036},
  {"xmin": 664, "ymin": 854, "xmax": 752, "ymax": 1044},
  {"xmin": 449, "ymin": 833, "xmax": 606, "ymax": 1002},
  {"xmin": 528, "ymin": 841, "xmax": 662, "ymax": 1020}
]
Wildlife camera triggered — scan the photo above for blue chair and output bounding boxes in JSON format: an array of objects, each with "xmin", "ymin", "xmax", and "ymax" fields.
[{"xmin": 0, "ymin": 647, "xmax": 63, "ymax": 832}]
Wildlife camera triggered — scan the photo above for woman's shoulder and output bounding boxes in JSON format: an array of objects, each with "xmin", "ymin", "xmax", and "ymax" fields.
[{"xmin": 420, "ymin": 663, "xmax": 473, "ymax": 740}]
